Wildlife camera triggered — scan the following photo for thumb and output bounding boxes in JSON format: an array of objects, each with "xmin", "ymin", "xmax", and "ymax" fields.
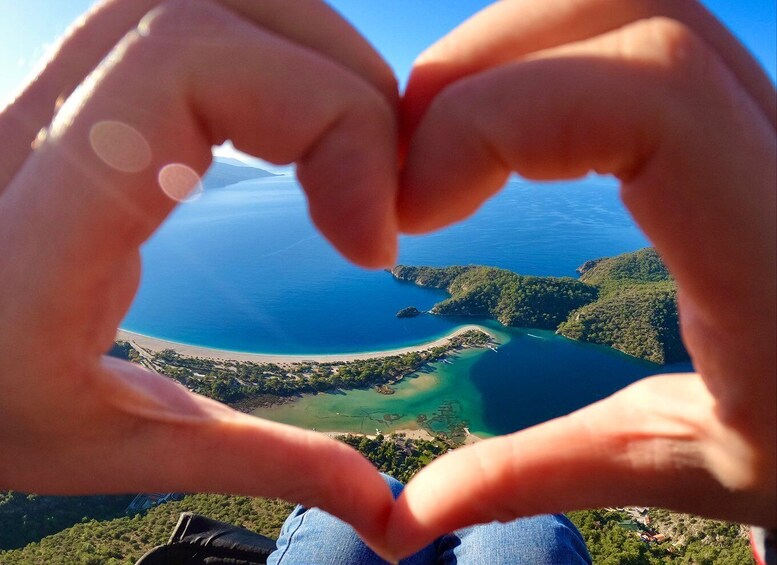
[
  {"xmin": 16, "ymin": 355, "xmax": 396, "ymax": 547},
  {"xmin": 384, "ymin": 374, "xmax": 775, "ymax": 559}
]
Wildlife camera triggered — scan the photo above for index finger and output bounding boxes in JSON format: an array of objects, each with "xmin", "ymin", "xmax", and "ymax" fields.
[
  {"xmin": 0, "ymin": 0, "xmax": 397, "ymax": 190},
  {"xmin": 0, "ymin": 0, "xmax": 398, "ymax": 355},
  {"xmin": 402, "ymin": 0, "xmax": 776, "ymax": 140}
]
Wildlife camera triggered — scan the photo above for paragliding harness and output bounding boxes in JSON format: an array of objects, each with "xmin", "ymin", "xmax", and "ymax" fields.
[{"xmin": 135, "ymin": 512, "xmax": 277, "ymax": 564}]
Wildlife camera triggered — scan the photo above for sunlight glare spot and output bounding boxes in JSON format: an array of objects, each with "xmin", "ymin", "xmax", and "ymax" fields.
[
  {"xmin": 89, "ymin": 120, "xmax": 151, "ymax": 173},
  {"xmin": 137, "ymin": 13, "xmax": 154, "ymax": 37},
  {"xmin": 159, "ymin": 164, "xmax": 204, "ymax": 203},
  {"xmin": 31, "ymin": 128, "xmax": 48, "ymax": 150}
]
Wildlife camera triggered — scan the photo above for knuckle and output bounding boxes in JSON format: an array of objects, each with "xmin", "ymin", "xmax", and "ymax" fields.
[
  {"xmin": 421, "ymin": 79, "xmax": 477, "ymax": 144},
  {"xmin": 430, "ymin": 80, "xmax": 471, "ymax": 123},
  {"xmin": 135, "ymin": 0, "xmax": 233, "ymax": 62},
  {"xmin": 330, "ymin": 87, "xmax": 396, "ymax": 166},
  {"xmin": 643, "ymin": 17, "xmax": 702, "ymax": 65},
  {"xmin": 628, "ymin": 17, "xmax": 717, "ymax": 86},
  {"xmin": 117, "ymin": 0, "xmax": 236, "ymax": 95},
  {"xmin": 344, "ymin": 82, "xmax": 396, "ymax": 130},
  {"xmin": 138, "ymin": 0, "xmax": 215, "ymax": 39}
]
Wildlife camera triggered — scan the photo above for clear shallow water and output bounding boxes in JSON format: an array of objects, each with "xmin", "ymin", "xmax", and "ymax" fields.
[
  {"xmin": 123, "ymin": 175, "xmax": 692, "ymax": 435},
  {"xmin": 252, "ymin": 323, "xmax": 691, "ymax": 437}
]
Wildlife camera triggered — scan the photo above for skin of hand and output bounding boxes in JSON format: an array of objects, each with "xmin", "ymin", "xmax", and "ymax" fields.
[
  {"xmin": 1, "ymin": 0, "xmax": 774, "ymax": 561},
  {"xmin": 0, "ymin": 0, "xmax": 402, "ymax": 549},
  {"xmin": 383, "ymin": 0, "xmax": 776, "ymax": 559}
]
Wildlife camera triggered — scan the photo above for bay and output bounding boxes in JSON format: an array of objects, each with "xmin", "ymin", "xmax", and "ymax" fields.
[{"xmin": 122, "ymin": 175, "xmax": 691, "ymax": 436}]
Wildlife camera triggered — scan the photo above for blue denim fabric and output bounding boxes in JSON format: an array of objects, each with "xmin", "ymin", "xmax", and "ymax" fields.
[{"xmin": 267, "ymin": 474, "xmax": 592, "ymax": 565}]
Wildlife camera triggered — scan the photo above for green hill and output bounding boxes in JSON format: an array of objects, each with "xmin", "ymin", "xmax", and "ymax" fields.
[
  {"xmin": 557, "ymin": 282, "xmax": 686, "ymax": 364},
  {"xmin": 392, "ymin": 266, "xmax": 598, "ymax": 329},
  {"xmin": 559, "ymin": 249, "xmax": 688, "ymax": 364},
  {"xmin": 0, "ymin": 435, "xmax": 750, "ymax": 564},
  {"xmin": 576, "ymin": 247, "xmax": 671, "ymax": 292},
  {"xmin": 0, "ymin": 494, "xmax": 293, "ymax": 565},
  {"xmin": 392, "ymin": 249, "xmax": 689, "ymax": 364},
  {"xmin": 0, "ymin": 492, "xmax": 134, "ymax": 552}
]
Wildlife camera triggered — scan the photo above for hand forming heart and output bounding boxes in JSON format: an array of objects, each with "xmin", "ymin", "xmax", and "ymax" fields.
[{"xmin": 0, "ymin": 0, "xmax": 773, "ymax": 561}]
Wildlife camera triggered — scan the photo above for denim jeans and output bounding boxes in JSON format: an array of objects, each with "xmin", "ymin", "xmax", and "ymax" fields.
[{"xmin": 267, "ymin": 474, "xmax": 592, "ymax": 564}]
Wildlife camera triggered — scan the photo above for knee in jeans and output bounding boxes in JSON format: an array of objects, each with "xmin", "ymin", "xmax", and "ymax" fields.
[{"xmin": 379, "ymin": 473, "xmax": 405, "ymax": 499}]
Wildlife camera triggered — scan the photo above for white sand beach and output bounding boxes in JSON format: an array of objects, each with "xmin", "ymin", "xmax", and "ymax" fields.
[{"xmin": 116, "ymin": 325, "xmax": 494, "ymax": 366}]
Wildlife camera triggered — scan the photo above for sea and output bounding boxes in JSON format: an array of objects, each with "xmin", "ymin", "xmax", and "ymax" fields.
[{"xmin": 121, "ymin": 173, "xmax": 693, "ymax": 437}]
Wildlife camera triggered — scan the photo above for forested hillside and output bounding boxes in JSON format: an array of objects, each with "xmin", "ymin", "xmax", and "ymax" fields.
[
  {"xmin": 1, "ymin": 434, "xmax": 750, "ymax": 564},
  {"xmin": 393, "ymin": 248, "xmax": 689, "ymax": 364},
  {"xmin": 558, "ymin": 249, "xmax": 688, "ymax": 364},
  {"xmin": 392, "ymin": 265, "xmax": 598, "ymax": 328}
]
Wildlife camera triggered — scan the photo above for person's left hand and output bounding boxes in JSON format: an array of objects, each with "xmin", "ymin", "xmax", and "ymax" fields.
[{"xmin": 0, "ymin": 0, "xmax": 401, "ymax": 546}]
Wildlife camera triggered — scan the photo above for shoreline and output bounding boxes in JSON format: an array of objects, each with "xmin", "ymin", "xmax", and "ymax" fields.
[{"xmin": 116, "ymin": 325, "xmax": 495, "ymax": 365}]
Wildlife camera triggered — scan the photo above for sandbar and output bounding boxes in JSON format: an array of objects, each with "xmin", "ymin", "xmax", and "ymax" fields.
[{"xmin": 116, "ymin": 325, "xmax": 494, "ymax": 365}]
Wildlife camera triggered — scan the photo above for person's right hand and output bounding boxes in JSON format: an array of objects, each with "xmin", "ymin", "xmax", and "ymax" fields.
[
  {"xmin": 0, "ymin": 0, "xmax": 399, "ymax": 547},
  {"xmin": 385, "ymin": 0, "xmax": 776, "ymax": 559}
]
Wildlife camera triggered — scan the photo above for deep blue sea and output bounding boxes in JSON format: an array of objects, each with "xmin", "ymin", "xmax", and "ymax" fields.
[
  {"xmin": 122, "ymin": 174, "xmax": 693, "ymax": 435},
  {"xmin": 123, "ymin": 175, "xmax": 651, "ymax": 352}
]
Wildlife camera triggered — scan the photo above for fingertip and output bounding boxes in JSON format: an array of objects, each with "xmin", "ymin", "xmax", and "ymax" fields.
[
  {"xmin": 349, "ymin": 235, "xmax": 398, "ymax": 270},
  {"xmin": 366, "ymin": 209, "xmax": 399, "ymax": 269},
  {"xmin": 399, "ymin": 81, "xmax": 511, "ymax": 237},
  {"xmin": 396, "ymin": 176, "xmax": 447, "ymax": 235},
  {"xmin": 397, "ymin": 163, "xmax": 507, "ymax": 237},
  {"xmin": 313, "ymin": 201, "xmax": 398, "ymax": 269}
]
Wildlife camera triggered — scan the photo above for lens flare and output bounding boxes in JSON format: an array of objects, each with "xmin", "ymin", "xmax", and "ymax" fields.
[
  {"xmin": 89, "ymin": 120, "xmax": 151, "ymax": 173},
  {"xmin": 159, "ymin": 163, "xmax": 204, "ymax": 202}
]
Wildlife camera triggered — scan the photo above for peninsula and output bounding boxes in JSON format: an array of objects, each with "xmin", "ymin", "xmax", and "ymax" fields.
[
  {"xmin": 112, "ymin": 326, "xmax": 495, "ymax": 410},
  {"xmin": 203, "ymin": 158, "xmax": 279, "ymax": 190},
  {"xmin": 392, "ymin": 248, "xmax": 688, "ymax": 365}
]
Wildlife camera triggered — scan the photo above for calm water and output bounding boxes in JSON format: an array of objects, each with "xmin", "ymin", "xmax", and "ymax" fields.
[
  {"xmin": 123, "ymin": 174, "xmax": 692, "ymax": 436},
  {"xmin": 252, "ymin": 323, "xmax": 690, "ymax": 437},
  {"xmin": 123, "ymin": 175, "xmax": 649, "ymax": 352}
]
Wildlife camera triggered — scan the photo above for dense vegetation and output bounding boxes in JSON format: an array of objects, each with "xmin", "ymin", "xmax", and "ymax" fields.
[
  {"xmin": 558, "ymin": 282, "xmax": 686, "ymax": 364},
  {"xmin": 558, "ymin": 248, "xmax": 687, "ymax": 364},
  {"xmin": 113, "ymin": 329, "xmax": 492, "ymax": 408},
  {"xmin": 0, "ymin": 494, "xmax": 294, "ymax": 565},
  {"xmin": 2, "ymin": 435, "xmax": 751, "ymax": 564},
  {"xmin": 392, "ymin": 265, "xmax": 598, "ymax": 328},
  {"xmin": 396, "ymin": 306, "xmax": 422, "ymax": 318},
  {"xmin": 393, "ymin": 249, "xmax": 689, "ymax": 364},
  {"xmin": 0, "ymin": 492, "xmax": 134, "ymax": 551},
  {"xmin": 338, "ymin": 433, "xmax": 451, "ymax": 483},
  {"xmin": 576, "ymin": 248, "xmax": 671, "ymax": 290},
  {"xmin": 568, "ymin": 508, "xmax": 753, "ymax": 564}
]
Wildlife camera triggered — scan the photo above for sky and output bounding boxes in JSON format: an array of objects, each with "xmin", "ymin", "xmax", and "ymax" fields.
[{"xmin": 1, "ymin": 0, "xmax": 774, "ymax": 163}]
